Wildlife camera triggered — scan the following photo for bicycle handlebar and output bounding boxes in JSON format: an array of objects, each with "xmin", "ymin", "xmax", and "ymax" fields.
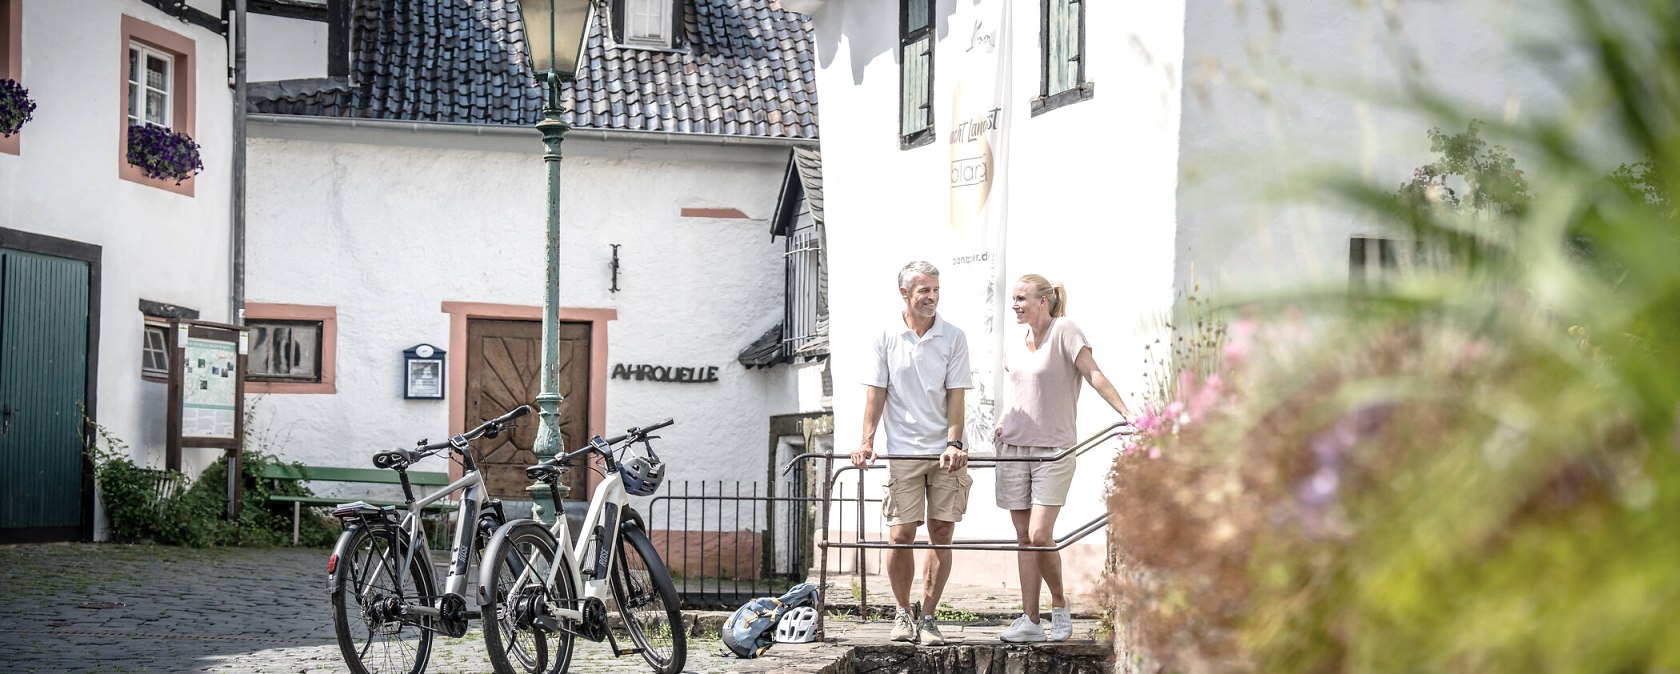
[
  {"xmin": 546, "ymin": 418, "xmax": 675, "ymax": 466},
  {"xmin": 375, "ymin": 405, "xmax": 534, "ymax": 469},
  {"xmin": 419, "ymin": 404, "xmax": 533, "ymax": 451},
  {"xmin": 600, "ymin": 417, "xmax": 674, "ymax": 447}
]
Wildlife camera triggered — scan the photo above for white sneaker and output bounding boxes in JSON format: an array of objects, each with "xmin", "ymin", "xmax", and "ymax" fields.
[
  {"xmin": 917, "ymin": 615, "xmax": 946, "ymax": 645},
  {"xmin": 999, "ymin": 613, "xmax": 1045, "ymax": 643},
  {"xmin": 890, "ymin": 607, "xmax": 916, "ymax": 642},
  {"xmin": 1048, "ymin": 606, "xmax": 1073, "ymax": 642}
]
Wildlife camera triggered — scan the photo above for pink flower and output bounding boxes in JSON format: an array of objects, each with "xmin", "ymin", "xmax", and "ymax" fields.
[{"xmin": 1224, "ymin": 319, "xmax": 1258, "ymax": 365}]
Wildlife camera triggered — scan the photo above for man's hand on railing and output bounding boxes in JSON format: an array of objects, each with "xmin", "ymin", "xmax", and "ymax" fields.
[
  {"xmin": 850, "ymin": 444, "xmax": 876, "ymax": 468},
  {"xmin": 939, "ymin": 445, "xmax": 967, "ymax": 472}
]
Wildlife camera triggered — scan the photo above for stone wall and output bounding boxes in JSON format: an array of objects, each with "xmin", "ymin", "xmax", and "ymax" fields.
[{"xmin": 842, "ymin": 643, "xmax": 1109, "ymax": 674}]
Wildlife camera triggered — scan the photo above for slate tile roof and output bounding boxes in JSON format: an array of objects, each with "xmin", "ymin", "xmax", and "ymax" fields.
[{"xmin": 249, "ymin": 0, "xmax": 818, "ymax": 139}]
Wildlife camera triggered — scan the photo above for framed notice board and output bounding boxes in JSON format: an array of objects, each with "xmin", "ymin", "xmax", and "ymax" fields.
[{"xmin": 165, "ymin": 320, "xmax": 248, "ymax": 517}]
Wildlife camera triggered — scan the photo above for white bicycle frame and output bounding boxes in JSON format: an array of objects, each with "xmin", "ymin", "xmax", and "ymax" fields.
[
  {"xmin": 393, "ymin": 468, "xmax": 488, "ymax": 613},
  {"xmin": 517, "ymin": 461, "xmax": 634, "ymax": 627}
]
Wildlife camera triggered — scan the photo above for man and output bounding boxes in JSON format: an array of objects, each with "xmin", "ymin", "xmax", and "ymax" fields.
[{"xmin": 851, "ymin": 260, "xmax": 972, "ymax": 645}]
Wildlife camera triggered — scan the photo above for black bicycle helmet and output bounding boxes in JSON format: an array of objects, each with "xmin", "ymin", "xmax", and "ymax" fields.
[{"xmin": 620, "ymin": 455, "xmax": 666, "ymax": 496}]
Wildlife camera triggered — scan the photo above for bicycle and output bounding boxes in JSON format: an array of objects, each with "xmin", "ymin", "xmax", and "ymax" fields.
[
  {"xmin": 477, "ymin": 419, "xmax": 686, "ymax": 674},
  {"xmin": 326, "ymin": 404, "xmax": 533, "ymax": 674}
]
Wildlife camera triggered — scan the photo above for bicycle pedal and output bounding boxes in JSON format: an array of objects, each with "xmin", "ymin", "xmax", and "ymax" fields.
[{"xmin": 615, "ymin": 648, "xmax": 641, "ymax": 656}]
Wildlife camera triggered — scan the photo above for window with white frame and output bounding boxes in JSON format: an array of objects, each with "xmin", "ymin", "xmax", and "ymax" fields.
[
  {"xmin": 622, "ymin": 0, "xmax": 673, "ymax": 48},
  {"xmin": 128, "ymin": 42, "xmax": 173, "ymax": 128},
  {"xmin": 248, "ymin": 320, "xmax": 323, "ymax": 382},
  {"xmin": 142, "ymin": 323, "xmax": 170, "ymax": 379}
]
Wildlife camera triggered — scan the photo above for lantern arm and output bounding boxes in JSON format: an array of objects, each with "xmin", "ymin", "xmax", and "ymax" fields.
[{"xmin": 543, "ymin": 70, "xmax": 564, "ymax": 114}]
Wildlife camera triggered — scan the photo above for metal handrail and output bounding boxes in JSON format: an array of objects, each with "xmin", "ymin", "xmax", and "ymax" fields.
[
  {"xmin": 827, "ymin": 514, "xmax": 1106, "ymax": 552},
  {"xmin": 778, "ymin": 421, "xmax": 1131, "ymax": 475},
  {"xmin": 784, "ymin": 421, "xmax": 1134, "ymax": 636}
]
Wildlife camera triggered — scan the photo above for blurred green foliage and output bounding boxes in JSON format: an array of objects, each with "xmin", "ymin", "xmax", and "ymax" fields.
[{"xmin": 1108, "ymin": 1, "xmax": 1680, "ymax": 672}]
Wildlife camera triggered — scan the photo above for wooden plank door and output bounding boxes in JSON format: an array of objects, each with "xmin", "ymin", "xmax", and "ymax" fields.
[
  {"xmin": 0, "ymin": 249, "xmax": 91, "ymax": 541},
  {"xmin": 465, "ymin": 319, "xmax": 590, "ymax": 500}
]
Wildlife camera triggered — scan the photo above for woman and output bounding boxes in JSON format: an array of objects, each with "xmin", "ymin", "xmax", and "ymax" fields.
[{"xmin": 994, "ymin": 274, "xmax": 1134, "ymax": 643}]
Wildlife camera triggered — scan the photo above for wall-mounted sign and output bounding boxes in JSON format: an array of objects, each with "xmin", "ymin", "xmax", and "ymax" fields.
[
  {"xmin": 612, "ymin": 363, "xmax": 719, "ymax": 383},
  {"xmin": 165, "ymin": 319, "xmax": 247, "ymax": 519},
  {"xmin": 404, "ymin": 343, "xmax": 446, "ymax": 399}
]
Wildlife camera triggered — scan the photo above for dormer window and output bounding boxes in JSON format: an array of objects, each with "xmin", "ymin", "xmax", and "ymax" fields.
[{"xmin": 615, "ymin": 0, "xmax": 678, "ymax": 50}]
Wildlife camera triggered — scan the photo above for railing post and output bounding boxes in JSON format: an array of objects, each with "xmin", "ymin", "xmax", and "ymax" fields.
[
  {"xmin": 857, "ymin": 467, "xmax": 868, "ymax": 621},
  {"xmin": 815, "ymin": 455, "xmax": 835, "ymax": 640}
]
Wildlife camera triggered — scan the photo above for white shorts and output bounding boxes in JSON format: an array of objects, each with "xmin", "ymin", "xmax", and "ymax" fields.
[{"xmin": 994, "ymin": 443, "xmax": 1076, "ymax": 510}]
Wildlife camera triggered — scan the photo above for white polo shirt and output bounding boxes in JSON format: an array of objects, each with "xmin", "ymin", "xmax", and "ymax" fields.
[{"xmin": 865, "ymin": 313, "xmax": 973, "ymax": 455}]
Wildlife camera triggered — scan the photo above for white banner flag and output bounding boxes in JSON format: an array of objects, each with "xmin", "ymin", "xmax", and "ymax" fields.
[{"xmin": 944, "ymin": 0, "xmax": 1012, "ymax": 452}]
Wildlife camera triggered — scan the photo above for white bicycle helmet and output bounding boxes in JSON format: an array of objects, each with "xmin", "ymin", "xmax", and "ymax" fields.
[{"xmin": 774, "ymin": 606, "xmax": 820, "ymax": 643}]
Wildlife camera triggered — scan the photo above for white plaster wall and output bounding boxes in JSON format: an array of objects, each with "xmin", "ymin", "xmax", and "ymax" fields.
[
  {"xmin": 0, "ymin": 1, "xmax": 235, "ymax": 493},
  {"xmin": 1174, "ymin": 0, "xmax": 1586, "ymax": 295},
  {"xmin": 807, "ymin": 0, "xmax": 1185, "ymax": 591},
  {"xmin": 247, "ymin": 12, "xmax": 328, "ymax": 82},
  {"xmin": 244, "ymin": 124, "xmax": 801, "ymax": 497}
]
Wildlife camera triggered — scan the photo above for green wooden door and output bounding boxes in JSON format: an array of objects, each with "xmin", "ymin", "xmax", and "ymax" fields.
[{"xmin": 0, "ymin": 248, "xmax": 91, "ymax": 539}]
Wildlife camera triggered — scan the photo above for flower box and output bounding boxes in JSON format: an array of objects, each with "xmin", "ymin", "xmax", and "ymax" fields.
[{"xmin": 127, "ymin": 123, "xmax": 204, "ymax": 184}]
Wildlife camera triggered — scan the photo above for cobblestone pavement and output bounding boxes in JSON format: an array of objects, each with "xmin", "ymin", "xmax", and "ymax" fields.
[{"xmin": 0, "ymin": 543, "xmax": 1108, "ymax": 674}]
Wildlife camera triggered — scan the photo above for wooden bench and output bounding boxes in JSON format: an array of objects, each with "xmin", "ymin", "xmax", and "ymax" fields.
[{"xmin": 260, "ymin": 464, "xmax": 454, "ymax": 545}]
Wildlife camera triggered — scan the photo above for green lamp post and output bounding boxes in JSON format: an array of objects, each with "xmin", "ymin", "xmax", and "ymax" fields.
[{"xmin": 514, "ymin": 0, "xmax": 596, "ymax": 525}]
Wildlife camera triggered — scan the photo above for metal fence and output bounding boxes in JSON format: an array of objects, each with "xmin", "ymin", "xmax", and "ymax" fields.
[
  {"xmin": 780, "ymin": 422, "xmax": 1134, "ymax": 637},
  {"xmin": 645, "ymin": 478, "xmax": 878, "ymax": 609},
  {"xmin": 643, "ymin": 422, "xmax": 1130, "ymax": 618}
]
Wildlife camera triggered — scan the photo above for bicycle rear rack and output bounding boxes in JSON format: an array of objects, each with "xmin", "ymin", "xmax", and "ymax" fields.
[{"xmin": 778, "ymin": 422, "xmax": 1133, "ymax": 637}]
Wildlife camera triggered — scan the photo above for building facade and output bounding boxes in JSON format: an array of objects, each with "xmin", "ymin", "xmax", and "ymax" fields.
[
  {"xmin": 0, "ymin": 0, "xmax": 234, "ymax": 542},
  {"xmin": 241, "ymin": 0, "xmax": 822, "ymax": 532},
  {"xmin": 797, "ymin": 0, "xmax": 1578, "ymax": 594}
]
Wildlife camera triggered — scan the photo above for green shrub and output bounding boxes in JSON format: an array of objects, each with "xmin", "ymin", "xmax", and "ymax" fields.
[{"xmin": 86, "ymin": 416, "xmax": 336, "ymax": 548}]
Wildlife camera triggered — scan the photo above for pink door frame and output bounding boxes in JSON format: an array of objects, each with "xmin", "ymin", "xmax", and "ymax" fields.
[{"xmin": 441, "ymin": 301, "xmax": 617, "ymax": 497}]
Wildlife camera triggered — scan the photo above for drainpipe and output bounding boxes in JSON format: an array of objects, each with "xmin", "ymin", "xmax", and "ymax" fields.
[{"xmin": 230, "ymin": 0, "xmax": 248, "ymax": 326}]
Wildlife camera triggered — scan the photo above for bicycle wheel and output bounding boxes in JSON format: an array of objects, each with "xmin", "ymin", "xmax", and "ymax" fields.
[
  {"xmin": 610, "ymin": 525, "xmax": 686, "ymax": 674},
  {"xmin": 331, "ymin": 525, "xmax": 435, "ymax": 674},
  {"xmin": 481, "ymin": 521, "xmax": 574, "ymax": 674}
]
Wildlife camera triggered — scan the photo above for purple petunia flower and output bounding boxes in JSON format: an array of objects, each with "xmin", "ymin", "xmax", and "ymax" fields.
[
  {"xmin": 0, "ymin": 79, "xmax": 37, "ymax": 137},
  {"xmin": 127, "ymin": 124, "xmax": 204, "ymax": 184}
]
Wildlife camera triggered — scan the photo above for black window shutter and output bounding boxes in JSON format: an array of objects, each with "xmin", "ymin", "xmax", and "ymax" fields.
[
  {"xmin": 611, "ymin": 0, "xmax": 627, "ymax": 43},
  {"xmin": 670, "ymin": 0, "xmax": 685, "ymax": 48}
]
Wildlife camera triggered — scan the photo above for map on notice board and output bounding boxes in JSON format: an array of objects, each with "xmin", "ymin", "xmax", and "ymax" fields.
[{"xmin": 183, "ymin": 337, "xmax": 238, "ymax": 438}]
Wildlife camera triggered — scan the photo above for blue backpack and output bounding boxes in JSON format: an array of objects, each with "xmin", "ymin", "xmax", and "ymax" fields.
[{"xmin": 720, "ymin": 582, "xmax": 820, "ymax": 658}]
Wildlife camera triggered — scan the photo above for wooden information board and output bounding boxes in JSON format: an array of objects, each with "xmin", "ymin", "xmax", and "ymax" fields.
[{"xmin": 166, "ymin": 320, "xmax": 247, "ymax": 518}]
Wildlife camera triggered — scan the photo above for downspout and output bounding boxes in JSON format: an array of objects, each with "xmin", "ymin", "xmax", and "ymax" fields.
[{"xmin": 230, "ymin": 0, "xmax": 248, "ymax": 325}]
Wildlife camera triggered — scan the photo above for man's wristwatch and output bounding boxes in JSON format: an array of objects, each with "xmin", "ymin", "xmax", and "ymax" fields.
[{"xmin": 946, "ymin": 439, "xmax": 966, "ymax": 452}]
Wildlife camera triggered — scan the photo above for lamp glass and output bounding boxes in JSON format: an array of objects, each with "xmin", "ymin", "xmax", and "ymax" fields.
[{"xmin": 517, "ymin": 0, "xmax": 596, "ymax": 80}]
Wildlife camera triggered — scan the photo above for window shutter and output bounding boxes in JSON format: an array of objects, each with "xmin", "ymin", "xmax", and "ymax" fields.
[
  {"xmin": 1047, "ymin": 0, "xmax": 1078, "ymax": 95},
  {"xmin": 670, "ymin": 0, "xmax": 684, "ymax": 48},
  {"xmin": 898, "ymin": 0, "xmax": 934, "ymax": 145},
  {"xmin": 901, "ymin": 36, "xmax": 931, "ymax": 136},
  {"xmin": 612, "ymin": 0, "xmax": 628, "ymax": 43}
]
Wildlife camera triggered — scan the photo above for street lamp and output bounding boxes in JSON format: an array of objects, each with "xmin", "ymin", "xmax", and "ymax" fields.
[{"xmin": 514, "ymin": 0, "xmax": 595, "ymax": 525}]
